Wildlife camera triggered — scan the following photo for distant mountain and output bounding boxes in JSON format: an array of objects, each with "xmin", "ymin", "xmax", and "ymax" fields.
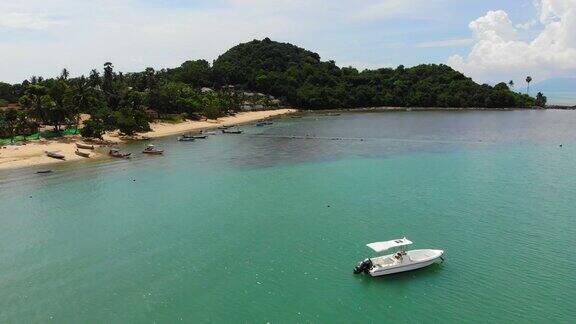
[
  {"xmin": 533, "ymin": 77, "xmax": 576, "ymax": 92},
  {"xmin": 533, "ymin": 77, "xmax": 576, "ymax": 106}
]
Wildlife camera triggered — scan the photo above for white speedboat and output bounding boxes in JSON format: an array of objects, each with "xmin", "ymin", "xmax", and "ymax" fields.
[{"xmin": 353, "ymin": 238, "xmax": 443, "ymax": 276}]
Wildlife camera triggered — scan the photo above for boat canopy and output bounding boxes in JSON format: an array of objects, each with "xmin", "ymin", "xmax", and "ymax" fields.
[{"xmin": 367, "ymin": 237, "xmax": 413, "ymax": 252}]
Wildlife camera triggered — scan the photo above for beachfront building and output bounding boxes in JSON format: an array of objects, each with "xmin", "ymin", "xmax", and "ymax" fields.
[{"xmin": 237, "ymin": 91, "xmax": 284, "ymax": 111}]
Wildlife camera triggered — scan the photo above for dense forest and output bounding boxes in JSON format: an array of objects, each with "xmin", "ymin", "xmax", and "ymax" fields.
[
  {"xmin": 211, "ymin": 38, "xmax": 541, "ymax": 109},
  {"xmin": 1, "ymin": 38, "xmax": 545, "ymax": 141},
  {"xmin": 0, "ymin": 64, "xmax": 239, "ymax": 140}
]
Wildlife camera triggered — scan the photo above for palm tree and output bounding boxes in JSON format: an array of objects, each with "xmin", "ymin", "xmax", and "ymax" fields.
[
  {"xmin": 89, "ymin": 69, "xmax": 101, "ymax": 88},
  {"xmin": 144, "ymin": 67, "xmax": 157, "ymax": 89},
  {"xmin": 508, "ymin": 80, "xmax": 514, "ymax": 89},
  {"xmin": 23, "ymin": 84, "xmax": 48, "ymax": 124},
  {"xmin": 15, "ymin": 110, "xmax": 33, "ymax": 139},
  {"xmin": 102, "ymin": 62, "xmax": 114, "ymax": 94},
  {"xmin": 68, "ymin": 76, "xmax": 90, "ymax": 130},
  {"xmin": 4, "ymin": 108, "xmax": 18, "ymax": 143},
  {"xmin": 526, "ymin": 76, "xmax": 532, "ymax": 94},
  {"xmin": 60, "ymin": 68, "xmax": 69, "ymax": 80}
]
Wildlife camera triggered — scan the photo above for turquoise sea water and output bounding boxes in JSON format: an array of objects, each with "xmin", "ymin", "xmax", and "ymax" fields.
[
  {"xmin": 1, "ymin": 111, "xmax": 575, "ymax": 322},
  {"xmin": 543, "ymin": 91, "xmax": 576, "ymax": 106}
]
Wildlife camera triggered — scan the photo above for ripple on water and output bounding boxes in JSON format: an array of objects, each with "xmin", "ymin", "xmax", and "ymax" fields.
[{"xmin": 0, "ymin": 111, "xmax": 576, "ymax": 322}]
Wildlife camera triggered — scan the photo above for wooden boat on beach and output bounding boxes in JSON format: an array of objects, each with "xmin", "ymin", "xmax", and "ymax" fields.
[
  {"xmin": 142, "ymin": 144, "xmax": 164, "ymax": 155},
  {"xmin": 182, "ymin": 134, "xmax": 207, "ymax": 139},
  {"xmin": 201, "ymin": 130, "xmax": 216, "ymax": 135},
  {"xmin": 178, "ymin": 136, "xmax": 195, "ymax": 142},
  {"xmin": 222, "ymin": 127, "xmax": 243, "ymax": 134},
  {"xmin": 109, "ymin": 148, "xmax": 131, "ymax": 158},
  {"xmin": 45, "ymin": 151, "xmax": 65, "ymax": 160},
  {"xmin": 76, "ymin": 143, "xmax": 95, "ymax": 150},
  {"xmin": 75, "ymin": 149, "xmax": 90, "ymax": 158},
  {"xmin": 36, "ymin": 170, "xmax": 53, "ymax": 174}
]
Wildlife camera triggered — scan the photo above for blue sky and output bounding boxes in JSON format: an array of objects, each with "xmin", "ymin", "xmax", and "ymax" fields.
[
  {"xmin": 0, "ymin": 0, "xmax": 574, "ymax": 89},
  {"xmin": 295, "ymin": 1, "xmax": 537, "ymax": 67}
]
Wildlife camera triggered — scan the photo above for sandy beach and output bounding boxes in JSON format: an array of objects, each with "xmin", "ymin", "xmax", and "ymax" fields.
[
  {"xmin": 137, "ymin": 109, "xmax": 296, "ymax": 138},
  {"xmin": 0, "ymin": 109, "xmax": 296, "ymax": 171}
]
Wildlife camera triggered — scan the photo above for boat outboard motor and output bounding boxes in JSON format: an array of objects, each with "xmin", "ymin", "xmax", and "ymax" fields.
[{"xmin": 353, "ymin": 258, "xmax": 373, "ymax": 274}]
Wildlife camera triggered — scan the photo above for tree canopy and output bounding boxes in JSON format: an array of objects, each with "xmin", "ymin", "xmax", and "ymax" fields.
[
  {"xmin": 211, "ymin": 38, "xmax": 534, "ymax": 109},
  {"xmin": 1, "ymin": 38, "xmax": 542, "ymax": 141}
]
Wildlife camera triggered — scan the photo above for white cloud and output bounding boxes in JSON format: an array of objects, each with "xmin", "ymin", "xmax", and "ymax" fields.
[
  {"xmin": 448, "ymin": 0, "xmax": 576, "ymax": 84},
  {"xmin": 228, "ymin": 0, "xmax": 324, "ymax": 9},
  {"xmin": 469, "ymin": 10, "xmax": 516, "ymax": 41},
  {"xmin": 415, "ymin": 38, "xmax": 474, "ymax": 48},
  {"xmin": 0, "ymin": 0, "xmax": 438, "ymax": 83},
  {"xmin": 351, "ymin": 0, "xmax": 430, "ymax": 21},
  {"xmin": 516, "ymin": 18, "xmax": 537, "ymax": 30},
  {"xmin": 0, "ymin": 1, "xmax": 309, "ymax": 82},
  {"xmin": 0, "ymin": 12, "xmax": 61, "ymax": 29}
]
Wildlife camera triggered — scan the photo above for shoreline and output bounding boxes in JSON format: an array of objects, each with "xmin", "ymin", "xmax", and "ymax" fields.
[
  {"xmin": 0, "ymin": 109, "xmax": 296, "ymax": 171},
  {"xmin": 310, "ymin": 106, "xmax": 574, "ymax": 112},
  {"xmin": 2, "ymin": 106, "xmax": 571, "ymax": 172},
  {"xmin": 308, "ymin": 106, "xmax": 540, "ymax": 112},
  {"xmin": 137, "ymin": 109, "xmax": 296, "ymax": 139}
]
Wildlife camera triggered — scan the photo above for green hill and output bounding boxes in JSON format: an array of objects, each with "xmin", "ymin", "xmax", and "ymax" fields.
[
  {"xmin": 212, "ymin": 38, "xmax": 534, "ymax": 109},
  {"xmin": 1, "ymin": 38, "xmax": 536, "ymax": 111}
]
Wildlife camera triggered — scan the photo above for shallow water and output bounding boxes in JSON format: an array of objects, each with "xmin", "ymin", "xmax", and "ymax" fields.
[{"xmin": 0, "ymin": 111, "xmax": 575, "ymax": 322}]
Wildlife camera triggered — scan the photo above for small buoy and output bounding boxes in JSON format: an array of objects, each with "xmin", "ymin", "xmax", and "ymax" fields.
[
  {"xmin": 327, "ymin": 205, "xmax": 330, "ymax": 208},
  {"xmin": 559, "ymin": 144, "xmax": 563, "ymax": 147}
]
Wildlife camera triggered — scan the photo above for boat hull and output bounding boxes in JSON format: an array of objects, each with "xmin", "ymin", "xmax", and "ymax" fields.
[
  {"xmin": 110, "ymin": 153, "xmax": 131, "ymax": 158},
  {"xmin": 370, "ymin": 259, "xmax": 437, "ymax": 276},
  {"xmin": 369, "ymin": 249, "xmax": 443, "ymax": 276},
  {"xmin": 109, "ymin": 150, "xmax": 131, "ymax": 158},
  {"xmin": 76, "ymin": 143, "xmax": 95, "ymax": 150},
  {"xmin": 75, "ymin": 150, "xmax": 90, "ymax": 158},
  {"xmin": 45, "ymin": 152, "xmax": 65, "ymax": 160}
]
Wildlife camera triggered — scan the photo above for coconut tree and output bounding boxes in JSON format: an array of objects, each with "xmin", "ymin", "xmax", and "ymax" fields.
[
  {"xmin": 508, "ymin": 80, "xmax": 514, "ymax": 89},
  {"xmin": 526, "ymin": 76, "xmax": 532, "ymax": 94},
  {"xmin": 20, "ymin": 84, "xmax": 48, "ymax": 124},
  {"xmin": 103, "ymin": 62, "xmax": 114, "ymax": 93},
  {"xmin": 89, "ymin": 69, "xmax": 101, "ymax": 88},
  {"xmin": 65, "ymin": 75, "xmax": 90, "ymax": 131},
  {"xmin": 60, "ymin": 68, "xmax": 69, "ymax": 81},
  {"xmin": 3, "ymin": 108, "xmax": 18, "ymax": 143}
]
